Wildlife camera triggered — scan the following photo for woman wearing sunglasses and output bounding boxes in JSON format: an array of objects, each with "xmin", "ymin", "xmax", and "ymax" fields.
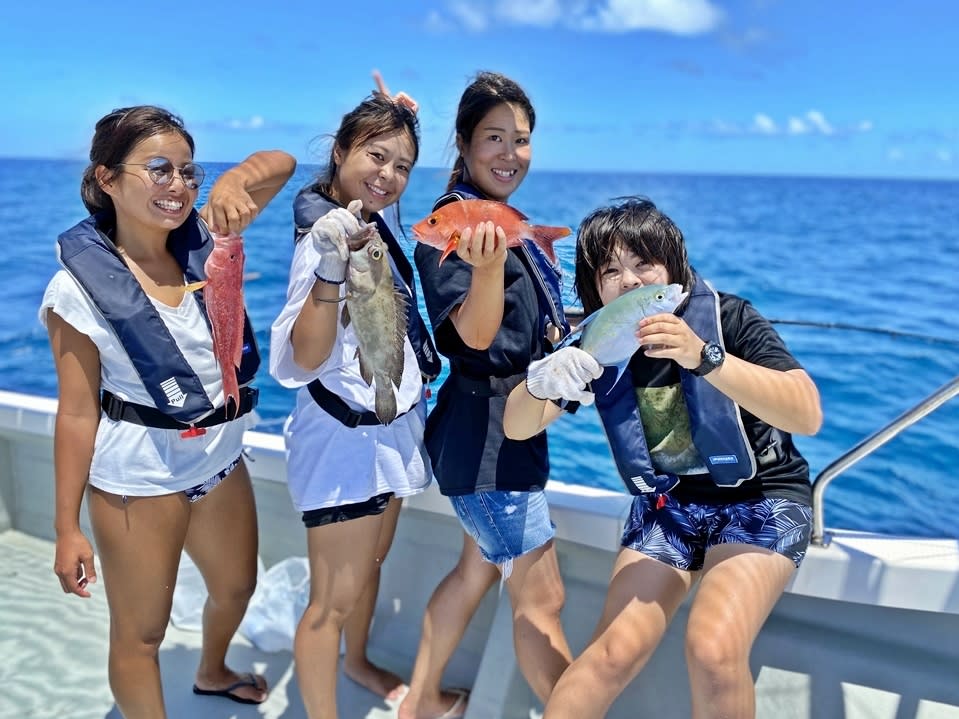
[{"xmin": 40, "ymin": 105, "xmax": 295, "ymax": 716}]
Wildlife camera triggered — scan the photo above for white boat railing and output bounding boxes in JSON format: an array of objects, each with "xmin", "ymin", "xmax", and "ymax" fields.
[{"xmin": 811, "ymin": 373, "xmax": 959, "ymax": 546}]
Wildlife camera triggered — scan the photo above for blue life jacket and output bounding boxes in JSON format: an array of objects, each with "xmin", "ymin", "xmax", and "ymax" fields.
[
  {"xmin": 56, "ymin": 209, "xmax": 260, "ymax": 424},
  {"xmin": 592, "ymin": 273, "xmax": 756, "ymax": 494},
  {"xmin": 435, "ymin": 183, "xmax": 570, "ymax": 343},
  {"xmin": 293, "ymin": 187, "xmax": 441, "ymax": 380}
]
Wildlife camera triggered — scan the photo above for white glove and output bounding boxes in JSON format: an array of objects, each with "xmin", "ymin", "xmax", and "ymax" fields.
[
  {"xmin": 526, "ymin": 346, "xmax": 603, "ymax": 406},
  {"xmin": 311, "ymin": 200, "xmax": 364, "ymax": 284}
]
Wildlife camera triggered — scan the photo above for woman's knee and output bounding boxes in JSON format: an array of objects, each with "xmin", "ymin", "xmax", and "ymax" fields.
[
  {"xmin": 298, "ymin": 599, "xmax": 353, "ymax": 634},
  {"xmin": 684, "ymin": 627, "xmax": 745, "ymax": 678}
]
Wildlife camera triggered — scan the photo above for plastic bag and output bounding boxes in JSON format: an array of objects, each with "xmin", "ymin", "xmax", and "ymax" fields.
[
  {"xmin": 239, "ymin": 556, "xmax": 311, "ymax": 652},
  {"xmin": 170, "ymin": 552, "xmax": 268, "ymax": 633},
  {"xmin": 170, "ymin": 553, "xmax": 310, "ymax": 653}
]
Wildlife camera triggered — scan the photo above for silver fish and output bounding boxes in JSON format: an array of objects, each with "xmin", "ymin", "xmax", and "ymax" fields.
[
  {"xmin": 342, "ymin": 224, "xmax": 408, "ymax": 424},
  {"xmin": 570, "ymin": 283, "xmax": 688, "ymax": 387}
]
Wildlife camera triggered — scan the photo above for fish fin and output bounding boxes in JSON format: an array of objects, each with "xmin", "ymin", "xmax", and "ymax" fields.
[
  {"xmin": 530, "ymin": 224, "xmax": 571, "ymax": 265},
  {"xmin": 184, "ymin": 280, "xmax": 208, "ymax": 293},
  {"xmin": 374, "ymin": 382, "xmax": 398, "ymax": 425},
  {"xmin": 341, "ymin": 304, "xmax": 351, "ymax": 329},
  {"xmin": 224, "ymin": 393, "xmax": 238, "ymax": 421},
  {"xmin": 359, "ymin": 354, "xmax": 374, "ymax": 386},
  {"xmin": 556, "ymin": 325, "xmax": 584, "ymax": 351},
  {"xmin": 605, "ymin": 361, "xmax": 629, "ymax": 395},
  {"xmin": 438, "ymin": 232, "xmax": 460, "ymax": 266}
]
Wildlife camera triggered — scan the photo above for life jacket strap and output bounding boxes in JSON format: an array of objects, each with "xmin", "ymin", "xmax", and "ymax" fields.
[
  {"xmin": 306, "ymin": 379, "xmax": 411, "ymax": 428},
  {"xmin": 100, "ymin": 387, "xmax": 258, "ymax": 429}
]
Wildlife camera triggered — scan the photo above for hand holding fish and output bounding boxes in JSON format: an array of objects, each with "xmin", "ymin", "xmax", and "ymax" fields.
[
  {"xmin": 456, "ymin": 220, "xmax": 508, "ymax": 271},
  {"xmin": 199, "ymin": 175, "xmax": 260, "ymax": 235},
  {"xmin": 637, "ymin": 313, "xmax": 704, "ymax": 370},
  {"xmin": 526, "ymin": 346, "xmax": 603, "ymax": 406},
  {"xmin": 311, "ymin": 200, "xmax": 365, "ymax": 284}
]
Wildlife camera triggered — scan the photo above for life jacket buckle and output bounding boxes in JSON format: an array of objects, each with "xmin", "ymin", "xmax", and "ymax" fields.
[{"xmin": 180, "ymin": 424, "xmax": 207, "ymax": 439}]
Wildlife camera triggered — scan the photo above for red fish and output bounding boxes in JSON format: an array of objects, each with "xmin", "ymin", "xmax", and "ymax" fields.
[
  {"xmin": 411, "ymin": 199, "xmax": 570, "ymax": 265},
  {"xmin": 202, "ymin": 233, "xmax": 246, "ymax": 420}
]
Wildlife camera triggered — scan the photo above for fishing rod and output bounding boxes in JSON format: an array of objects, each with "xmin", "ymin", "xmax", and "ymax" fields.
[
  {"xmin": 565, "ymin": 306, "xmax": 959, "ymax": 347},
  {"xmin": 767, "ymin": 319, "xmax": 959, "ymax": 347}
]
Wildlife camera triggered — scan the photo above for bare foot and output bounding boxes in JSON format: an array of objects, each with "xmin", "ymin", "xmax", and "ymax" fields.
[
  {"xmin": 342, "ymin": 658, "xmax": 407, "ymax": 701},
  {"xmin": 193, "ymin": 669, "xmax": 268, "ymax": 704},
  {"xmin": 398, "ymin": 688, "xmax": 469, "ymax": 719}
]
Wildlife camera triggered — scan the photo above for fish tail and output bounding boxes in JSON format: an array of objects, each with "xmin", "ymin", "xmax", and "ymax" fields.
[{"xmin": 530, "ymin": 225, "xmax": 571, "ymax": 265}]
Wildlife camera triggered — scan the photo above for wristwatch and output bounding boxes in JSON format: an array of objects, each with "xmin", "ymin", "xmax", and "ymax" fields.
[{"xmin": 690, "ymin": 341, "xmax": 725, "ymax": 377}]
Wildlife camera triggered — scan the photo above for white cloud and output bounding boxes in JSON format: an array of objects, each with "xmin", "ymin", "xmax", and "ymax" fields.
[
  {"xmin": 430, "ymin": 0, "xmax": 722, "ymax": 35},
  {"xmin": 752, "ymin": 114, "xmax": 777, "ymax": 134},
  {"xmin": 787, "ymin": 117, "xmax": 808, "ymax": 135},
  {"xmin": 225, "ymin": 116, "xmax": 267, "ymax": 131},
  {"xmin": 580, "ymin": 0, "xmax": 723, "ymax": 34},
  {"xmin": 936, "ymin": 149, "xmax": 953, "ymax": 163},
  {"xmin": 448, "ymin": 1, "xmax": 489, "ymax": 31},
  {"xmin": 495, "ymin": 0, "xmax": 564, "ymax": 26},
  {"xmin": 697, "ymin": 110, "xmax": 870, "ymax": 138},
  {"xmin": 887, "ymin": 148, "xmax": 904, "ymax": 161},
  {"xmin": 805, "ymin": 110, "xmax": 833, "ymax": 135}
]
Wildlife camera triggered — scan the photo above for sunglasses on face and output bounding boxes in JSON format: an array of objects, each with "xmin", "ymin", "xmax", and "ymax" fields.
[{"xmin": 117, "ymin": 157, "xmax": 205, "ymax": 190}]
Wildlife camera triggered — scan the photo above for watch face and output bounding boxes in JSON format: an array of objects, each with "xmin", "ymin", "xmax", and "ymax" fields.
[{"xmin": 705, "ymin": 343, "xmax": 724, "ymax": 365}]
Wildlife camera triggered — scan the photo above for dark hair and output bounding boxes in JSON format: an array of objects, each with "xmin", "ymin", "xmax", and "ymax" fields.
[
  {"xmin": 318, "ymin": 94, "xmax": 420, "ymax": 198},
  {"xmin": 447, "ymin": 71, "xmax": 536, "ymax": 191},
  {"xmin": 575, "ymin": 197, "xmax": 693, "ymax": 315},
  {"xmin": 80, "ymin": 105, "xmax": 196, "ymax": 214}
]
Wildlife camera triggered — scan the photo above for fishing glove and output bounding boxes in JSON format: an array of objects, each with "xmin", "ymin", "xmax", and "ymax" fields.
[
  {"xmin": 311, "ymin": 200, "xmax": 364, "ymax": 284},
  {"xmin": 526, "ymin": 346, "xmax": 603, "ymax": 406}
]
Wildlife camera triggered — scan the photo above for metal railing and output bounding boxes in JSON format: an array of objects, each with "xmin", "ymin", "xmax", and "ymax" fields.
[{"xmin": 811, "ymin": 374, "xmax": 959, "ymax": 546}]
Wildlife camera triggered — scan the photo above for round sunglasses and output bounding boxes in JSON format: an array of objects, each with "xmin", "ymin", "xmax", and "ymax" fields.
[{"xmin": 117, "ymin": 157, "xmax": 205, "ymax": 190}]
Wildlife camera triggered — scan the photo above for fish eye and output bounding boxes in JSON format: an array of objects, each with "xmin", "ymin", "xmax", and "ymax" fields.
[
  {"xmin": 428, "ymin": 217, "xmax": 437, "ymax": 225},
  {"xmin": 369, "ymin": 247, "xmax": 383, "ymax": 260},
  {"xmin": 655, "ymin": 291, "xmax": 665, "ymax": 300}
]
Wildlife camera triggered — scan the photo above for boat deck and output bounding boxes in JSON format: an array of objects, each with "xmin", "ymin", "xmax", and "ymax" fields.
[{"xmin": 3, "ymin": 529, "xmax": 404, "ymax": 719}]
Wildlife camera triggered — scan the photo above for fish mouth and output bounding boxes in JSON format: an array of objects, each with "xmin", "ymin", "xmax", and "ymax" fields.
[{"xmin": 346, "ymin": 224, "xmax": 378, "ymax": 251}]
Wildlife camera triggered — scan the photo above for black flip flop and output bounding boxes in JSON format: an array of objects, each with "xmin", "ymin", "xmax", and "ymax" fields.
[{"xmin": 192, "ymin": 672, "xmax": 266, "ymax": 705}]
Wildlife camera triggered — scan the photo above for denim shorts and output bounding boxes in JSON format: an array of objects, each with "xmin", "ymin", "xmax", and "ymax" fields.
[
  {"xmin": 450, "ymin": 490, "xmax": 555, "ymax": 573},
  {"xmin": 621, "ymin": 494, "xmax": 813, "ymax": 571}
]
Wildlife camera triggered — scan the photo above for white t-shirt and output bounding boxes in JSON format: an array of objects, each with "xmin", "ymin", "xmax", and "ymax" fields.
[
  {"xmin": 269, "ymin": 229, "xmax": 432, "ymax": 512},
  {"xmin": 39, "ymin": 270, "xmax": 252, "ymax": 496}
]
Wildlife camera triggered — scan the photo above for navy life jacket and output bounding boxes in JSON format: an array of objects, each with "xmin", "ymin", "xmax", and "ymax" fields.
[
  {"xmin": 57, "ymin": 209, "xmax": 260, "ymax": 424},
  {"xmin": 293, "ymin": 187, "xmax": 441, "ymax": 381},
  {"xmin": 435, "ymin": 182, "xmax": 570, "ymax": 343},
  {"xmin": 592, "ymin": 273, "xmax": 756, "ymax": 494}
]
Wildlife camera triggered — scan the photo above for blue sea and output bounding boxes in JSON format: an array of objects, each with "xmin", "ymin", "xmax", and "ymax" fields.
[{"xmin": 3, "ymin": 158, "xmax": 958, "ymax": 538}]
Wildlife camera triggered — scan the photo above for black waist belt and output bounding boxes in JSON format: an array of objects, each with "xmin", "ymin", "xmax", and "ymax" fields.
[
  {"xmin": 307, "ymin": 379, "xmax": 410, "ymax": 428},
  {"xmin": 101, "ymin": 386, "xmax": 258, "ymax": 429},
  {"xmin": 451, "ymin": 372, "xmax": 526, "ymax": 398}
]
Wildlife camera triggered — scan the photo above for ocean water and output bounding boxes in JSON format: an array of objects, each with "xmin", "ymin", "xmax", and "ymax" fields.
[{"xmin": 3, "ymin": 158, "xmax": 958, "ymax": 538}]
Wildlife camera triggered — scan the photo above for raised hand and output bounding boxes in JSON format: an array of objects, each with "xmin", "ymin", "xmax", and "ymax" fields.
[{"xmin": 373, "ymin": 69, "xmax": 419, "ymax": 114}]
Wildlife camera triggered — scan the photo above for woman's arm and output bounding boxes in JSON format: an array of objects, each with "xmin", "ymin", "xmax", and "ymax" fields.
[
  {"xmin": 448, "ymin": 222, "xmax": 508, "ymax": 350},
  {"xmin": 47, "ymin": 311, "xmax": 102, "ymax": 597},
  {"xmin": 200, "ymin": 150, "xmax": 297, "ymax": 234},
  {"xmin": 639, "ymin": 313, "xmax": 823, "ymax": 436},
  {"xmin": 504, "ymin": 382, "xmax": 565, "ymax": 440}
]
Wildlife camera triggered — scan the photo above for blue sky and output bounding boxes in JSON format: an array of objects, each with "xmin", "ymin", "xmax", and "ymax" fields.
[{"xmin": 1, "ymin": 0, "xmax": 956, "ymax": 179}]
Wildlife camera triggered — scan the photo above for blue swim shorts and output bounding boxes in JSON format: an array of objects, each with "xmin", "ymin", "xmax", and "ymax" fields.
[
  {"xmin": 450, "ymin": 490, "xmax": 555, "ymax": 572},
  {"xmin": 621, "ymin": 494, "xmax": 812, "ymax": 571}
]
